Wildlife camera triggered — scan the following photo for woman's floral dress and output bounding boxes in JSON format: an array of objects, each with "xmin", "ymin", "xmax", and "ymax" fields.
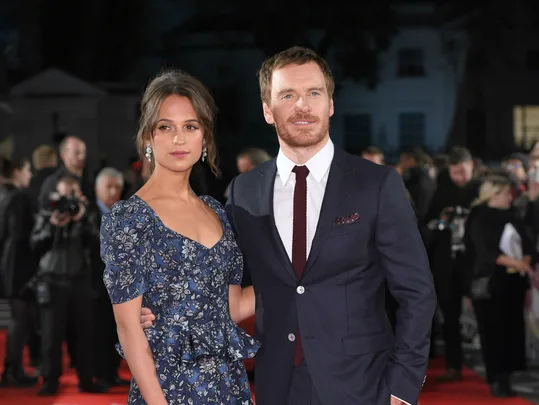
[{"xmin": 100, "ymin": 195, "xmax": 260, "ymax": 405}]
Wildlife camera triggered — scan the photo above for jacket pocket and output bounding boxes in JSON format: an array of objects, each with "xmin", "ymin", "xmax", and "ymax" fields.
[{"xmin": 342, "ymin": 330, "xmax": 394, "ymax": 355}]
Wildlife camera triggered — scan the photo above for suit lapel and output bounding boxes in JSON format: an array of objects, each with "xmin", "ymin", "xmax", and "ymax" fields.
[
  {"xmin": 304, "ymin": 148, "xmax": 354, "ymax": 275},
  {"xmin": 257, "ymin": 161, "xmax": 297, "ymax": 282}
]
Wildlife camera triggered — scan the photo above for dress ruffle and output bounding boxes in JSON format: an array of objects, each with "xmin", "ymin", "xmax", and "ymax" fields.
[{"xmin": 116, "ymin": 318, "xmax": 260, "ymax": 364}]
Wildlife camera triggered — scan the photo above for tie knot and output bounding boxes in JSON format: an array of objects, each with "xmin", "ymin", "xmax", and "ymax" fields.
[{"xmin": 292, "ymin": 165, "xmax": 309, "ymax": 179}]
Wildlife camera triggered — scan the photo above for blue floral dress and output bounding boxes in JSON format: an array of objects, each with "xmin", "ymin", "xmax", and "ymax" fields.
[{"xmin": 100, "ymin": 195, "xmax": 260, "ymax": 405}]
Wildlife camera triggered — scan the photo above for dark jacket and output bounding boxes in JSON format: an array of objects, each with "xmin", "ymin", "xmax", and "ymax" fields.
[
  {"xmin": 30, "ymin": 210, "xmax": 97, "ymax": 287},
  {"xmin": 0, "ymin": 185, "xmax": 37, "ymax": 298},
  {"xmin": 38, "ymin": 165, "xmax": 95, "ymax": 209},
  {"xmin": 425, "ymin": 172, "xmax": 482, "ymax": 300},
  {"xmin": 226, "ymin": 148, "xmax": 436, "ymax": 405},
  {"xmin": 403, "ymin": 165, "xmax": 436, "ymax": 227},
  {"xmin": 28, "ymin": 167, "xmax": 57, "ymax": 211}
]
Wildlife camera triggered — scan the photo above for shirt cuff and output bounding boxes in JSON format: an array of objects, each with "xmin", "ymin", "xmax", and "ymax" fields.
[{"xmin": 391, "ymin": 395, "xmax": 412, "ymax": 405}]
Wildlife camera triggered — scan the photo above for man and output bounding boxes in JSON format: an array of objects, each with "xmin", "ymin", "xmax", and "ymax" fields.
[
  {"xmin": 31, "ymin": 175, "xmax": 107, "ymax": 395},
  {"xmin": 237, "ymin": 147, "xmax": 273, "ymax": 173},
  {"xmin": 142, "ymin": 46, "xmax": 435, "ymax": 405},
  {"xmin": 38, "ymin": 136, "xmax": 94, "ymax": 209},
  {"xmin": 37, "ymin": 136, "xmax": 93, "ymax": 371},
  {"xmin": 28, "ymin": 144, "xmax": 58, "ymax": 206},
  {"xmin": 88, "ymin": 168, "xmax": 129, "ymax": 387},
  {"xmin": 224, "ymin": 147, "xmax": 272, "ymax": 199},
  {"xmin": 361, "ymin": 145, "xmax": 385, "ymax": 165},
  {"xmin": 425, "ymin": 146, "xmax": 482, "ymax": 382},
  {"xmin": 396, "ymin": 147, "xmax": 436, "ymax": 227}
]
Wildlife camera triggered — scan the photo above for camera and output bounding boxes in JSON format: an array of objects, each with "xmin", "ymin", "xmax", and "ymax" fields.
[
  {"xmin": 427, "ymin": 206, "xmax": 470, "ymax": 257},
  {"xmin": 48, "ymin": 193, "xmax": 80, "ymax": 216}
]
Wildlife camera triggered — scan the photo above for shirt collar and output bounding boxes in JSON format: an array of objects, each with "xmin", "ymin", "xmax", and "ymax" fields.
[
  {"xmin": 97, "ymin": 199, "xmax": 111, "ymax": 215},
  {"xmin": 276, "ymin": 138, "xmax": 334, "ymax": 186}
]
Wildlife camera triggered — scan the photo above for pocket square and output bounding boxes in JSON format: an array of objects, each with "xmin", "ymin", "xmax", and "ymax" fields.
[{"xmin": 334, "ymin": 213, "xmax": 360, "ymax": 226}]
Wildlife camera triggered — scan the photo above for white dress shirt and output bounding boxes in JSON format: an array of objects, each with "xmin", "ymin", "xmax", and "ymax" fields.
[
  {"xmin": 273, "ymin": 139, "xmax": 334, "ymax": 260},
  {"xmin": 272, "ymin": 138, "xmax": 410, "ymax": 405}
]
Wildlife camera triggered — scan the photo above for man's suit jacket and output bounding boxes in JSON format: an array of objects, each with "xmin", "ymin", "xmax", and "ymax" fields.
[{"xmin": 226, "ymin": 147, "xmax": 436, "ymax": 405}]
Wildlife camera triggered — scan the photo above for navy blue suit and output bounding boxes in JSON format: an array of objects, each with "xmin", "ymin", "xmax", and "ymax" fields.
[{"xmin": 226, "ymin": 147, "xmax": 436, "ymax": 405}]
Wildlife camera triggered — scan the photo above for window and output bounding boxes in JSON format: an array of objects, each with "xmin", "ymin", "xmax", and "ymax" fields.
[
  {"xmin": 399, "ymin": 113, "xmax": 425, "ymax": 148},
  {"xmin": 397, "ymin": 48, "xmax": 425, "ymax": 77},
  {"xmin": 344, "ymin": 114, "xmax": 372, "ymax": 153},
  {"xmin": 514, "ymin": 105, "xmax": 539, "ymax": 149}
]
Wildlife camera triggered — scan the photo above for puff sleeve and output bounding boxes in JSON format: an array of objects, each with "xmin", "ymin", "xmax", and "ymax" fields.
[{"xmin": 100, "ymin": 210, "xmax": 151, "ymax": 304}]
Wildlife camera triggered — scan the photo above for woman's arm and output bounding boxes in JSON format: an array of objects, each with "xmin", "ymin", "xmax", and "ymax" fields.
[
  {"xmin": 228, "ymin": 285, "xmax": 255, "ymax": 324},
  {"xmin": 113, "ymin": 297, "xmax": 167, "ymax": 405}
]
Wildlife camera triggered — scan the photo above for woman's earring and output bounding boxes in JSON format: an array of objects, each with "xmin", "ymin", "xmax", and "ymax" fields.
[
  {"xmin": 202, "ymin": 143, "xmax": 207, "ymax": 162},
  {"xmin": 145, "ymin": 145, "xmax": 152, "ymax": 162}
]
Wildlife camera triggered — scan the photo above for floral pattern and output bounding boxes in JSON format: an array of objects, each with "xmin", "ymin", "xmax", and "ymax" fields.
[{"xmin": 100, "ymin": 195, "xmax": 260, "ymax": 405}]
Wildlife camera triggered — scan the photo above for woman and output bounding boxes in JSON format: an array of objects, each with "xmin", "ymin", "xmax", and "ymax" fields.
[
  {"xmin": 100, "ymin": 69, "xmax": 259, "ymax": 405},
  {"xmin": 465, "ymin": 175, "xmax": 534, "ymax": 397},
  {"xmin": 0, "ymin": 156, "xmax": 36, "ymax": 387}
]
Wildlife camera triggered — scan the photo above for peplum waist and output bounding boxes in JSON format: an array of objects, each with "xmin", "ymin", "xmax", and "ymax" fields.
[{"xmin": 116, "ymin": 316, "xmax": 260, "ymax": 364}]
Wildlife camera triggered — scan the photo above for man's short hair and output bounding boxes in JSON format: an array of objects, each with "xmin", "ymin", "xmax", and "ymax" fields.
[
  {"xmin": 237, "ymin": 147, "xmax": 272, "ymax": 166},
  {"xmin": 362, "ymin": 145, "xmax": 384, "ymax": 157},
  {"xmin": 96, "ymin": 167, "xmax": 124, "ymax": 187},
  {"xmin": 447, "ymin": 146, "xmax": 472, "ymax": 165},
  {"xmin": 56, "ymin": 174, "xmax": 79, "ymax": 188},
  {"xmin": 58, "ymin": 136, "xmax": 84, "ymax": 154},
  {"xmin": 32, "ymin": 145, "xmax": 57, "ymax": 170}
]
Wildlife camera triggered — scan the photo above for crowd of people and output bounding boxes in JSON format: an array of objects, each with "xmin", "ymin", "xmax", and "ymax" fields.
[
  {"xmin": 362, "ymin": 142, "xmax": 539, "ymax": 397},
  {"xmin": 0, "ymin": 137, "xmax": 132, "ymax": 395}
]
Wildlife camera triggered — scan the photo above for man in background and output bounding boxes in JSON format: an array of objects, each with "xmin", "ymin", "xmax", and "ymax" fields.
[
  {"xmin": 28, "ymin": 145, "xmax": 58, "ymax": 207},
  {"xmin": 361, "ymin": 145, "xmax": 384, "ymax": 165},
  {"xmin": 88, "ymin": 168, "xmax": 130, "ymax": 388}
]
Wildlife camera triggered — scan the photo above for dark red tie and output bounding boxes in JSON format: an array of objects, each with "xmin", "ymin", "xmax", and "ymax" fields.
[{"xmin": 292, "ymin": 165, "xmax": 309, "ymax": 366}]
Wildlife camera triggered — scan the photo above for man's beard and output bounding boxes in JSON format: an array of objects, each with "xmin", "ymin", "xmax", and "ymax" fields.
[{"xmin": 274, "ymin": 113, "xmax": 329, "ymax": 148}]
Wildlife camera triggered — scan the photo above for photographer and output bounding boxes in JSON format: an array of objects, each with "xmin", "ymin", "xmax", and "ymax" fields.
[
  {"xmin": 30, "ymin": 175, "xmax": 107, "ymax": 396},
  {"xmin": 425, "ymin": 146, "xmax": 482, "ymax": 382}
]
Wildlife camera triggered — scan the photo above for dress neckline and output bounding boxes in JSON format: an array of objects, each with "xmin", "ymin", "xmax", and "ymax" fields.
[{"xmin": 131, "ymin": 194, "xmax": 225, "ymax": 251}]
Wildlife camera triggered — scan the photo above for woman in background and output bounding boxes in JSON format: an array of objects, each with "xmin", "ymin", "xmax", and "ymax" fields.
[
  {"xmin": 465, "ymin": 175, "xmax": 534, "ymax": 397},
  {"xmin": 0, "ymin": 156, "xmax": 36, "ymax": 387}
]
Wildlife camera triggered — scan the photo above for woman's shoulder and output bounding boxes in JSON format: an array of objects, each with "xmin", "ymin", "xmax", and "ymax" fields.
[
  {"xmin": 199, "ymin": 195, "xmax": 225, "ymax": 212},
  {"xmin": 102, "ymin": 195, "xmax": 154, "ymax": 237}
]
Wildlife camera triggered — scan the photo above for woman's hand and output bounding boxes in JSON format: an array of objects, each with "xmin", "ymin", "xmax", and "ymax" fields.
[{"xmin": 511, "ymin": 259, "xmax": 534, "ymax": 276}]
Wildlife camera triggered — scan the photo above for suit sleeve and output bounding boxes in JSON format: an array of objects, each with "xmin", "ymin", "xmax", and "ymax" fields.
[
  {"xmin": 375, "ymin": 169, "xmax": 437, "ymax": 405},
  {"xmin": 225, "ymin": 176, "xmax": 252, "ymax": 287}
]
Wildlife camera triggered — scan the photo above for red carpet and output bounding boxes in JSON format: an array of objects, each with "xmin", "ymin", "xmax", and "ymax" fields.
[{"xmin": 0, "ymin": 329, "xmax": 533, "ymax": 404}]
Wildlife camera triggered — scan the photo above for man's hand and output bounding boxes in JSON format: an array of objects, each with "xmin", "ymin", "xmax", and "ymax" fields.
[
  {"xmin": 390, "ymin": 396, "xmax": 406, "ymax": 405},
  {"xmin": 50, "ymin": 211, "xmax": 71, "ymax": 227},
  {"xmin": 72, "ymin": 201, "xmax": 87, "ymax": 222},
  {"xmin": 141, "ymin": 307, "xmax": 155, "ymax": 329}
]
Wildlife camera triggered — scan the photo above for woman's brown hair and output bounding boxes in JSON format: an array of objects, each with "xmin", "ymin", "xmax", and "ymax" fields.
[{"xmin": 135, "ymin": 69, "xmax": 220, "ymax": 177}]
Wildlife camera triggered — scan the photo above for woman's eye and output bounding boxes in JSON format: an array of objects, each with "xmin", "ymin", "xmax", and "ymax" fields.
[
  {"xmin": 158, "ymin": 125, "xmax": 172, "ymax": 131},
  {"xmin": 186, "ymin": 125, "xmax": 199, "ymax": 131}
]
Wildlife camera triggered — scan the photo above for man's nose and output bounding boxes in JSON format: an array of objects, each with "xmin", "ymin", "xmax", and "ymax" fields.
[{"xmin": 295, "ymin": 97, "xmax": 311, "ymax": 112}]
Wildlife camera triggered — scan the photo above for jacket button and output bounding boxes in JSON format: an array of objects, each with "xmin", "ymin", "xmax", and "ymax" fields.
[
  {"xmin": 288, "ymin": 333, "xmax": 296, "ymax": 342},
  {"xmin": 296, "ymin": 286, "xmax": 305, "ymax": 294}
]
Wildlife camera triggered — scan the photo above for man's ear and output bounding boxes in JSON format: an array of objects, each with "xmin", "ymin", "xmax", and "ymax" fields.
[{"xmin": 262, "ymin": 102, "xmax": 275, "ymax": 125}]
